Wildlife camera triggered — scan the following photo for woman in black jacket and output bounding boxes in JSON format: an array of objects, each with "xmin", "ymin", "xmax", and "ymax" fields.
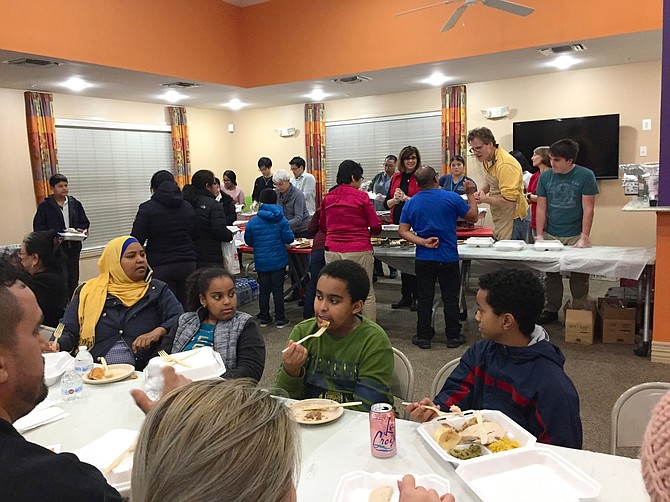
[
  {"xmin": 183, "ymin": 170, "xmax": 234, "ymax": 268},
  {"xmin": 131, "ymin": 170, "xmax": 197, "ymax": 305},
  {"xmin": 18, "ymin": 230, "xmax": 69, "ymax": 327}
]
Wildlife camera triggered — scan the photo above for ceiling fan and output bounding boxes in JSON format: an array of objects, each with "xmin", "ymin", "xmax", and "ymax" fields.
[{"xmin": 397, "ymin": 0, "xmax": 534, "ymax": 32}]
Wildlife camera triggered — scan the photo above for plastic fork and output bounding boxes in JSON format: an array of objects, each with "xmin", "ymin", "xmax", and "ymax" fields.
[
  {"xmin": 51, "ymin": 323, "xmax": 65, "ymax": 350},
  {"xmin": 401, "ymin": 401, "xmax": 450, "ymax": 417},
  {"xmin": 282, "ymin": 323, "xmax": 329, "ymax": 354},
  {"xmin": 158, "ymin": 350, "xmax": 193, "ymax": 368}
]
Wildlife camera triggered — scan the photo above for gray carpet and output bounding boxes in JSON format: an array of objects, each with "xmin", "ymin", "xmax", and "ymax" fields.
[{"xmin": 240, "ymin": 271, "xmax": 668, "ymax": 457}]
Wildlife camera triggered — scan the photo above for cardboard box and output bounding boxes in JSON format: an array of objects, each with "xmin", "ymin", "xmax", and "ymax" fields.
[
  {"xmin": 598, "ymin": 297, "xmax": 636, "ymax": 344},
  {"xmin": 564, "ymin": 300, "xmax": 598, "ymax": 345}
]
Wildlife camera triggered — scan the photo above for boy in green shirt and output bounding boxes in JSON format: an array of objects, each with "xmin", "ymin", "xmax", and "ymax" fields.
[{"xmin": 275, "ymin": 260, "xmax": 394, "ymax": 411}]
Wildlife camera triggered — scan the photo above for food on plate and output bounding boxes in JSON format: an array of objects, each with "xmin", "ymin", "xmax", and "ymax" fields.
[
  {"xmin": 304, "ymin": 410, "xmax": 323, "ymax": 421},
  {"xmin": 433, "ymin": 424, "xmax": 461, "ymax": 450},
  {"xmin": 368, "ymin": 485, "xmax": 394, "ymax": 502},
  {"xmin": 449, "ymin": 405, "xmax": 463, "ymax": 415},
  {"xmin": 86, "ymin": 367, "xmax": 107, "ymax": 380},
  {"xmin": 448, "ymin": 444, "xmax": 483, "ymax": 460},
  {"xmin": 130, "ymin": 373, "xmax": 139, "ymax": 380},
  {"xmin": 460, "ymin": 420, "xmax": 505, "ymax": 444},
  {"xmin": 487, "ymin": 437, "xmax": 521, "ymax": 453}
]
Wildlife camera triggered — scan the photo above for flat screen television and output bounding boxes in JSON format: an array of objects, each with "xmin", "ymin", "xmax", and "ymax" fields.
[{"xmin": 512, "ymin": 114, "xmax": 620, "ymax": 179}]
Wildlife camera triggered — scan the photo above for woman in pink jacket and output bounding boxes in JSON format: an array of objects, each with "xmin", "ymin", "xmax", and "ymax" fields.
[{"xmin": 319, "ymin": 160, "xmax": 382, "ymax": 320}]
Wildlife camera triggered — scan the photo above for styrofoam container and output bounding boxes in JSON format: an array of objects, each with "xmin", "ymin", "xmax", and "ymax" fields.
[
  {"xmin": 417, "ymin": 409, "xmax": 536, "ymax": 465},
  {"xmin": 43, "ymin": 351, "xmax": 75, "ymax": 386},
  {"xmin": 58, "ymin": 231, "xmax": 87, "ymax": 241},
  {"xmin": 464, "ymin": 237, "xmax": 494, "ymax": 248},
  {"xmin": 456, "ymin": 448, "xmax": 600, "ymax": 502},
  {"xmin": 534, "ymin": 240, "xmax": 565, "ymax": 251},
  {"xmin": 332, "ymin": 471, "xmax": 450, "ymax": 502},
  {"xmin": 382, "ymin": 224, "xmax": 399, "ymax": 231},
  {"xmin": 74, "ymin": 429, "xmax": 138, "ymax": 496},
  {"xmin": 149, "ymin": 346, "xmax": 225, "ymax": 380},
  {"xmin": 493, "ymin": 240, "xmax": 526, "ymax": 252}
]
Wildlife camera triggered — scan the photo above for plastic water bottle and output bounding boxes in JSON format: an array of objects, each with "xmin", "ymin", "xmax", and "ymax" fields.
[
  {"xmin": 143, "ymin": 360, "xmax": 164, "ymax": 402},
  {"xmin": 61, "ymin": 370, "xmax": 83, "ymax": 401},
  {"xmin": 74, "ymin": 346, "xmax": 94, "ymax": 376}
]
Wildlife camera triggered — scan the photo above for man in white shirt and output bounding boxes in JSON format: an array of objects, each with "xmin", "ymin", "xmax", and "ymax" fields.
[{"xmin": 289, "ymin": 156, "xmax": 316, "ymax": 213}]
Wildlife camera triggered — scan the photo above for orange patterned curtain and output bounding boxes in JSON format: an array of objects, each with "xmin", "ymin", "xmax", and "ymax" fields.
[
  {"xmin": 25, "ymin": 92, "xmax": 58, "ymax": 204},
  {"xmin": 166, "ymin": 106, "xmax": 191, "ymax": 188},
  {"xmin": 305, "ymin": 103, "xmax": 326, "ymax": 207},
  {"xmin": 441, "ymin": 85, "xmax": 467, "ymax": 174}
]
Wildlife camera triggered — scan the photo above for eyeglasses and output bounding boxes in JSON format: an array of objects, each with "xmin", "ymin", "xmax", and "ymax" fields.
[
  {"xmin": 469, "ymin": 145, "xmax": 485, "ymax": 153},
  {"xmin": 404, "ymin": 155, "xmax": 418, "ymax": 161}
]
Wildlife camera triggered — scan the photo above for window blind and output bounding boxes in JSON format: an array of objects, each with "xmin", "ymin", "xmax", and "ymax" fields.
[
  {"xmin": 55, "ymin": 124, "xmax": 173, "ymax": 252},
  {"xmin": 325, "ymin": 112, "xmax": 442, "ymax": 189}
]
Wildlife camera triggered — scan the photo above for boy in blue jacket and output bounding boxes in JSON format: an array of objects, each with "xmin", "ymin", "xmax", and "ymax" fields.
[
  {"xmin": 407, "ymin": 268, "xmax": 583, "ymax": 449},
  {"xmin": 244, "ymin": 188, "xmax": 294, "ymax": 328}
]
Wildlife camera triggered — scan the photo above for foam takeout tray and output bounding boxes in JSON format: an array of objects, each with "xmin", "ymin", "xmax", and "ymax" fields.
[
  {"xmin": 332, "ymin": 471, "xmax": 450, "ymax": 502},
  {"xmin": 417, "ymin": 409, "xmax": 536, "ymax": 465},
  {"xmin": 43, "ymin": 351, "xmax": 74, "ymax": 386},
  {"xmin": 148, "ymin": 346, "xmax": 225, "ymax": 380}
]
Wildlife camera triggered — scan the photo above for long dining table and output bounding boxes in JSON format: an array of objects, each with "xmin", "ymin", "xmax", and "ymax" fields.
[{"xmin": 23, "ymin": 375, "xmax": 650, "ymax": 501}]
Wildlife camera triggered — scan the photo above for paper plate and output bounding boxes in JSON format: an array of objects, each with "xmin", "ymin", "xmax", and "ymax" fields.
[
  {"xmin": 332, "ymin": 471, "xmax": 451, "ymax": 502},
  {"xmin": 82, "ymin": 364, "xmax": 135, "ymax": 384},
  {"xmin": 289, "ymin": 399, "xmax": 345, "ymax": 425},
  {"xmin": 456, "ymin": 448, "xmax": 600, "ymax": 502}
]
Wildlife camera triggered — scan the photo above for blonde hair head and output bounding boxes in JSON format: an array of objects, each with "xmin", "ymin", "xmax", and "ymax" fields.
[
  {"xmin": 533, "ymin": 146, "xmax": 551, "ymax": 168},
  {"xmin": 131, "ymin": 379, "xmax": 299, "ymax": 502}
]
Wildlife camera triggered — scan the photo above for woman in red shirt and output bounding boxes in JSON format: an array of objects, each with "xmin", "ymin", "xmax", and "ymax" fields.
[
  {"xmin": 320, "ymin": 160, "xmax": 382, "ymax": 321},
  {"xmin": 384, "ymin": 146, "xmax": 421, "ymax": 310},
  {"xmin": 526, "ymin": 146, "xmax": 551, "ymax": 242}
]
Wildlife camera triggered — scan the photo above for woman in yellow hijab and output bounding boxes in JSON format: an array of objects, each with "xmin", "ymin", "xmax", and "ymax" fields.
[{"xmin": 54, "ymin": 236, "xmax": 183, "ymax": 369}]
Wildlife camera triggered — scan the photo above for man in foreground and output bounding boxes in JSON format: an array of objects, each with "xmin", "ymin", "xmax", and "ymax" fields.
[
  {"xmin": 0, "ymin": 260, "xmax": 123, "ymax": 501},
  {"xmin": 398, "ymin": 166, "xmax": 478, "ymax": 349},
  {"xmin": 407, "ymin": 269, "xmax": 583, "ymax": 449}
]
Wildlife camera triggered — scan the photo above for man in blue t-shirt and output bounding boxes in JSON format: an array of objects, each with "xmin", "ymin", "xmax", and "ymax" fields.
[
  {"xmin": 399, "ymin": 166, "xmax": 479, "ymax": 349},
  {"xmin": 535, "ymin": 139, "xmax": 599, "ymax": 324}
]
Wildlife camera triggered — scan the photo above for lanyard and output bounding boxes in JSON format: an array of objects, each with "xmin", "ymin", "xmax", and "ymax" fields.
[{"xmin": 450, "ymin": 176, "xmax": 464, "ymax": 193}]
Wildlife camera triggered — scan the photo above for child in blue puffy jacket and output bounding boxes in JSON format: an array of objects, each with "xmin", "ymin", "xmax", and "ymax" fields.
[{"xmin": 244, "ymin": 188, "xmax": 294, "ymax": 328}]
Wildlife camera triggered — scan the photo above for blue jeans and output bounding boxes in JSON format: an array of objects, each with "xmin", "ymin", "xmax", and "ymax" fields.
[
  {"xmin": 257, "ymin": 268, "xmax": 286, "ymax": 321},
  {"xmin": 303, "ymin": 248, "xmax": 326, "ymax": 319}
]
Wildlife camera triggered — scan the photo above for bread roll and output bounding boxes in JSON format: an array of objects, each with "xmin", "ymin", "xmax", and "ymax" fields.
[{"xmin": 368, "ymin": 485, "xmax": 394, "ymax": 502}]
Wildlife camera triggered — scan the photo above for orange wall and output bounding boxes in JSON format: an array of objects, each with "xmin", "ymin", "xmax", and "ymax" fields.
[
  {"xmin": 0, "ymin": 0, "xmax": 245, "ymax": 86},
  {"xmin": 0, "ymin": 0, "xmax": 661, "ymax": 89},
  {"xmin": 653, "ymin": 213, "xmax": 670, "ymax": 344},
  {"xmin": 239, "ymin": 0, "xmax": 662, "ymax": 86}
]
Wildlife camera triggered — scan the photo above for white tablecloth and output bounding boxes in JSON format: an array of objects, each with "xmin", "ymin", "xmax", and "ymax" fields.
[
  {"xmin": 375, "ymin": 244, "xmax": 656, "ymax": 280},
  {"xmin": 23, "ymin": 380, "xmax": 650, "ymax": 501}
]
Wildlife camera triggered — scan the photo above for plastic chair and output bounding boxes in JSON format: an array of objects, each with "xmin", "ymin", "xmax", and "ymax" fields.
[
  {"xmin": 610, "ymin": 381, "xmax": 670, "ymax": 455},
  {"xmin": 430, "ymin": 357, "xmax": 461, "ymax": 398},
  {"xmin": 391, "ymin": 347, "xmax": 415, "ymax": 405}
]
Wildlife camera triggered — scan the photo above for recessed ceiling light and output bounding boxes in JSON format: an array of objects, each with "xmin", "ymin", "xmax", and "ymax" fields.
[
  {"xmin": 160, "ymin": 90, "xmax": 187, "ymax": 103},
  {"xmin": 548, "ymin": 55, "xmax": 579, "ymax": 70},
  {"xmin": 307, "ymin": 89, "xmax": 328, "ymax": 101},
  {"xmin": 422, "ymin": 72, "xmax": 449, "ymax": 86},
  {"xmin": 224, "ymin": 98, "xmax": 246, "ymax": 110},
  {"xmin": 62, "ymin": 77, "xmax": 92, "ymax": 92}
]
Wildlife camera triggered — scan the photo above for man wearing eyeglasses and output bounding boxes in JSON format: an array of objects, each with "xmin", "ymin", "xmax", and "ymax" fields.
[
  {"xmin": 289, "ymin": 156, "xmax": 316, "ymax": 213},
  {"xmin": 369, "ymin": 155, "xmax": 398, "ymax": 280},
  {"xmin": 467, "ymin": 127, "xmax": 528, "ymax": 240},
  {"xmin": 251, "ymin": 157, "xmax": 274, "ymax": 212}
]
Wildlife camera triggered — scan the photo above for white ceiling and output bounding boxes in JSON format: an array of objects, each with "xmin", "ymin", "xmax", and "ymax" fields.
[{"xmin": 0, "ymin": 30, "xmax": 660, "ymax": 112}]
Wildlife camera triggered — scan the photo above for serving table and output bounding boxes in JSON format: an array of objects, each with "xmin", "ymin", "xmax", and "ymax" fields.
[
  {"xmin": 375, "ymin": 244, "xmax": 656, "ymax": 355},
  {"xmin": 23, "ymin": 379, "xmax": 650, "ymax": 501}
]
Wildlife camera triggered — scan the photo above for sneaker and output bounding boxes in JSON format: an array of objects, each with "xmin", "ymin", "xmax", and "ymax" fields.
[
  {"xmin": 257, "ymin": 316, "xmax": 273, "ymax": 327},
  {"xmin": 411, "ymin": 335, "xmax": 431, "ymax": 349},
  {"xmin": 276, "ymin": 319, "xmax": 290, "ymax": 329},
  {"xmin": 392, "ymin": 297, "xmax": 413, "ymax": 309},
  {"xmin": 388, "ymin": 270, "xmax": 398, "ymax": 279},
  {"xmin": 538, "ymin": 310, "xmax": 559, "ymax": 325},
  {"xmin": 447, "ymin": 334, "xmax": 466, "ymax": 348}
]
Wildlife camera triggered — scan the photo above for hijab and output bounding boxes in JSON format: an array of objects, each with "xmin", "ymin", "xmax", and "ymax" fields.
[{"xmin": 77, "ymin": 236, "xmax": 151, "ymax": 349}]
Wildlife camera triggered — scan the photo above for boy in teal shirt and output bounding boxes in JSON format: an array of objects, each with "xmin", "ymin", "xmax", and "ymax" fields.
[{"xmin": 275, "ymin": 260, "xmax": 393, "ymax": 411}]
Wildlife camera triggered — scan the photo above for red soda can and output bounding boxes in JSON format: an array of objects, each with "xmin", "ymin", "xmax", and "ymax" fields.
[{"xmin": 369, "ymin": 403, "xmax": 396, "ymax": 458}]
